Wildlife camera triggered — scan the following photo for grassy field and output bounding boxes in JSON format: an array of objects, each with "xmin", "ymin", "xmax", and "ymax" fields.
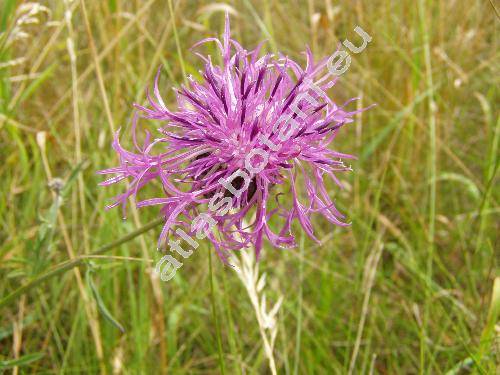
[{"xmin": 0, "ymin": 0, "xmax": 498, "ymax": 373}]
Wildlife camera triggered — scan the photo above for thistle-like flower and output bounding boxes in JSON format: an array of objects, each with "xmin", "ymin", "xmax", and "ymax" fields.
[{"xmin": 99, "ymin": 14, "xmax": 368, "ymax": 259}]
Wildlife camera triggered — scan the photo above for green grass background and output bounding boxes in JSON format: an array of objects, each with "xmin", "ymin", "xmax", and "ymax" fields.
[{"xmin": 0, "ymin": 0, "xmax": 498, "ymax": 373}]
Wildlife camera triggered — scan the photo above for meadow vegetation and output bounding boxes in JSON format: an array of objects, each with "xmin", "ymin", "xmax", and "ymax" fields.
[{"xmin": 0, "ymin": 0, "xmax": 498, "ymax": 373}]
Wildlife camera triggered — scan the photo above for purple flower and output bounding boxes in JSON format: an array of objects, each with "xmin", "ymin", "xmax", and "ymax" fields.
[{"xmin": 98, "ymin": 14, "xmax": 369, "ymax": 259}]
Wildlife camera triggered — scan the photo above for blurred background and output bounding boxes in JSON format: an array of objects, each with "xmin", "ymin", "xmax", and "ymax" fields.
[{"xmin": 0, "ymin": 0, "xmax": 498, "ymax": 373}]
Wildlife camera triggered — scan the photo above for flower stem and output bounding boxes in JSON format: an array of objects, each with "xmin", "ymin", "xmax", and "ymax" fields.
[{"xmin": 0, "ymin": 217, "xmax": 164, "ymax": 309}]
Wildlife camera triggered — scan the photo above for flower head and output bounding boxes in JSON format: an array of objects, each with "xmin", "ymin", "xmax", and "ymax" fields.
[{"xmin": 99, "ymin": 14, "xmax": 369, "ymax": 259}]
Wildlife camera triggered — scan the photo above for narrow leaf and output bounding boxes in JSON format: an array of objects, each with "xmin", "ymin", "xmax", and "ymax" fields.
[
  {"xmin": 86, "ymin": 268, "xmax": 126, "ymax": 333},
  {"xmin": 0, "ymin": 353, "xmax": 44, "ymax": 369}
]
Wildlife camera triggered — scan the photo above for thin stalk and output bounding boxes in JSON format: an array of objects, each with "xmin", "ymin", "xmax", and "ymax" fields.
[
  {"xmin": 293, "ymin": 234, "xmax": 304, "ymax": 375},
  {"xmin": 419, "ymin": 0, "xmax": 437, "ymax": 372},
  {"xmin": 0, "ymin": 217, "xmax": 164, "ymax": 309},
  {"xmin": 208, "ymin": 248, "xmax": 226, "ymax": 375},
  {"xmin": 80, "ymin": 0, "xmax": 116, "ymax": 133},
  {"xmin": 220, "ymin": 269, "xmax": 244, "ymax": 374},
  {"xmin": 167, "ymin": 0, "xmax": 187, "ymax": 84}
]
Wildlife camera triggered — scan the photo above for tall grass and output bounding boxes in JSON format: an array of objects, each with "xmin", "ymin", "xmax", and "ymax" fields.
[{"xmin": 0, "ymin": 0, "xmax": 498, "ymax": 373}]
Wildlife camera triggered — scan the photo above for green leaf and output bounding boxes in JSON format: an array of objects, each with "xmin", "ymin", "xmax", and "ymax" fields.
[
  {"xmin": 0, "ymin": 352, "xmax": 44, "ymax": 369},
  {"xmin": 108, "ymin": 0, "xmax": 117, "ymax": 12},
  {"xmin": 361, "ymin": 85, "xmax": 439, "ymax": 161},
  {"xmin": 0, "ymin": 0, "xmax": 16, "ymax": 32},
  {"xmin": 16, "ymin": 63, "xmax": 57, "ymax": 107},
  {"xmin": 61, "ymin": 160, "xmax": 88, "ymax": 198},
  {"xmin": 434, "ymin": 172, "xmax": 481, "ymax": 200},
  {"xmin": 86, "ymin": 267, "xmax": 126, "ymax": 333},
  {"xmin": 444, "ymin": 357, "xmax": 474, "ymax": 375}
]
